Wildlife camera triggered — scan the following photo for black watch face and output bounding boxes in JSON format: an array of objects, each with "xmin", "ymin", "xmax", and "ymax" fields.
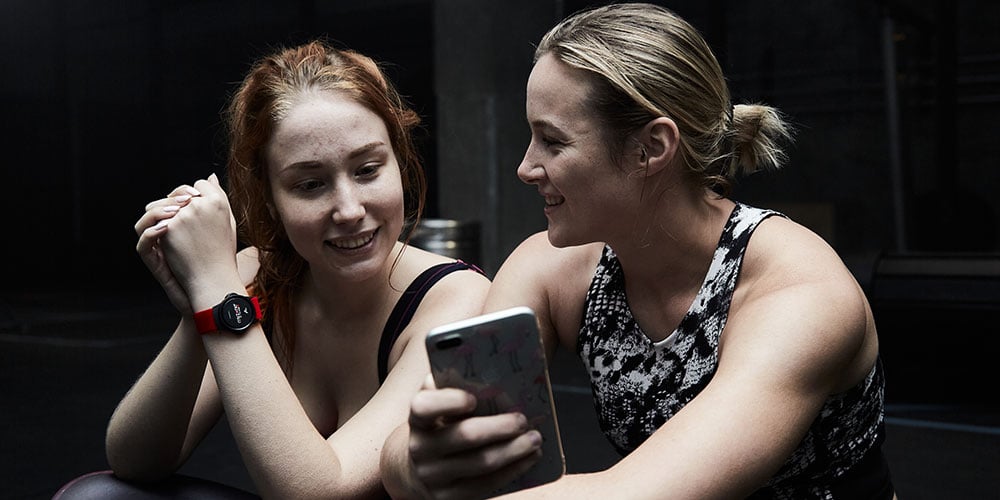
[{"xmin": 217, "ymin": 295, "xmax": 256, "ymax": 332}]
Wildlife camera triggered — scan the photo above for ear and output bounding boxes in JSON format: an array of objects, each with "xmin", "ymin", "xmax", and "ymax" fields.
[
  {"xmin": 266, "ymin": 202, "xmax": 278, "ymax": 220},
  {"xmin": 632, "ymin": 116, "xmax": 679, "ymax": 177}
]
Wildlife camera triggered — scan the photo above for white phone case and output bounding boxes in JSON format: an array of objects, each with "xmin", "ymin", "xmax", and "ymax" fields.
[{"xmin": 426, "ymin": 306, "xmax": 566, "ymax": 494}]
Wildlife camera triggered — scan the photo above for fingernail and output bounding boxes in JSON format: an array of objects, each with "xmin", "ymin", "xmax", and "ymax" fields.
[
  {"xmin": 186, "ymin": 187, "xmax": 201, "ymax": 196},
  {"xmin": 162, "ymin": 205, "xmax": 180, "ymax": 213},
  {"xmin": 174, "ymin": 195, "xmax": 191, "ymax": 203},
  {"xmin": 152, "ymin": 219, "xmax": 169, "ymax": 230},
  {"xmin": 528, "ymin": 430, "xmax": 542, "ymax": 447}
]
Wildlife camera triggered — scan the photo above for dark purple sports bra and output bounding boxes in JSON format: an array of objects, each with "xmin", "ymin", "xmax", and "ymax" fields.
[{"xmin": 377, "ymin": 260, "xmax": 484, "ymax": 384}]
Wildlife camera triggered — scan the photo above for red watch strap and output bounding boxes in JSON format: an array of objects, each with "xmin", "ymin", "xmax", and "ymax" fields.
[
  {"xmin": 249, "ymin": 296, "xmax": 263, "ymax": 320},
  {"xmin": 194, "ymin": 307, "xmax": 218, "ymax": 334},
  {"xmin": 193, "ymin": 296, "xmax": 262, "ymax": 334}
]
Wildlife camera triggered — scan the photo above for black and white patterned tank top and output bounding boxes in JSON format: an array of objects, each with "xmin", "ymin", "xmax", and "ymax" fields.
[{"xmin": 578, "ymin": 203, "xmax": 889, "ymax": 499}]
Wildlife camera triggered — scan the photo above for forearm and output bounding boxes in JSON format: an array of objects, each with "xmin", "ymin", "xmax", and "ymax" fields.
[
  {"xmin": 202, "ymin": 326, "xmax": 370, "ymax": 499},
  {"xmin": 184, "ymin": 282, "xmax": 343, "ymax": 496},
  {"xmin": 105, "ymin": 317, "xmax": 211, "ymax": 480},
  {"xmin": 497, "ymin": 472, "xmax": 605, "ymax": 500},
  {"xmin": 380, "ymin": 423, "xmax": 429, "ymax": 500}
]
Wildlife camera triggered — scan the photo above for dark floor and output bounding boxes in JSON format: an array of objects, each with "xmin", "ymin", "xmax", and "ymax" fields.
[{"xmin": 2, "ymin": 288, "xmax": 998, "ymax": 500}]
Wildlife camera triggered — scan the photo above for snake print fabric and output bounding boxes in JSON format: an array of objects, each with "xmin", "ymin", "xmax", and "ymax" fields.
[{"xmin": 577, "ymin": 203, "xmax": 886, "ymax": 498}]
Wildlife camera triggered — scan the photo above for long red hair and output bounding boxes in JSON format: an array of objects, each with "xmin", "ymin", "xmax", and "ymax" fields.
[{"xmin": 224, "ymin": 41, "xmax": 425, "ymax": 374}]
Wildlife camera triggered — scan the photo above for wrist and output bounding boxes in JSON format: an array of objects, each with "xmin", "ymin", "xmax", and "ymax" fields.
[
  {"xmin": 187, "ymin": 280, "xmax": 248, "ymax": 315},
  {"xmin": 193, "ymin": 291, "xmax": 262, "ymax": 335}
]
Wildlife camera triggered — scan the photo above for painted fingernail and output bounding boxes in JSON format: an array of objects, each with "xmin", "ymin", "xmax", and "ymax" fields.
[
  {"xmin": 186, "ymin": 187, "xmax": 201, "ymax": 196},
  {"xmin": 174, "ymin": 195, "xmax": 191, "ymax": 203},
  {"xmin": 162, "ymin": 205, "xmax": 180, "ymax": 213},
  {"xmin": 152, "ymin": 219, "xmax": 169, "ymax": 230}
]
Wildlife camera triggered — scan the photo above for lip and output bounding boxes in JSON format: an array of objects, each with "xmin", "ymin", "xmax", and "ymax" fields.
[
  {"xmin": 543, "ymin": 194, "xmax": 565, "ymax": 207},
  {"xmin": 541, "ymin": 192, "xmax": 564, "ymax": 214},
  {"xmin": 326, "ymin": 228, "xmax": 378, "ymax": 252}
]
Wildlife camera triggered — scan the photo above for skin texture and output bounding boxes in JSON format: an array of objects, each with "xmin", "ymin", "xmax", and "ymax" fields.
[
  {"xmin": 107, "ymin": 90, "xmax": 490, "ymax": 499},
  {"xmin": 381, "ymin": 54, "xmax": 882, "ymax": 499}
]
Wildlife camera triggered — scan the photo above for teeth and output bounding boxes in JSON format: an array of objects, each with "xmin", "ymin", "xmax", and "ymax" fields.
[
  {"xmin": 544, "ymin": 195, "xmax": 565, "ymax": 206},
  {"xmin": 331, "ymin": 231, "xmax": 375, "ymax": 249}
]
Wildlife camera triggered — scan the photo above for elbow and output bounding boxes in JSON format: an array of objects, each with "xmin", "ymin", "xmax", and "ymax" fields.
[
  {"xmin": 106, "ymin": 462, "xmax": 174, "ymax": 485},
  {"xmin": 379, "ymin": 424, "xmax": 429, "ymax": 500},
  {"xmin": 106, "ymin": 451, "xmax": 176, "ymax": 484},
  {"xmin": 105, "ymin": 433, "xmax": 178, "ymax": 484}
]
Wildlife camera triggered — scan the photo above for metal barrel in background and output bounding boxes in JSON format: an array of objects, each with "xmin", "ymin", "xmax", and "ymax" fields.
[{"xmin": 407, "ymin": 218, "xmax": 482, "ymax": 267}]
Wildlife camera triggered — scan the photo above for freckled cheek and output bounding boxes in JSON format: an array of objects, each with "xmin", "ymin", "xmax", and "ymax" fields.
[
  {"xmin": 272, "ymin": 201, "xmax": 328, "ymax": 242},
  {"xmin": 366, "ymin": 181, "xmax": 405, "ymax": 215},
  {"xmin": 375, "ymin": 185, "xmax": 406, "ymax": 239}
]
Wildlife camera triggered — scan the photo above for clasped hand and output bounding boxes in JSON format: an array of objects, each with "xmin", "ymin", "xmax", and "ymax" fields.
[{"xmin": 134, "ymin": 174, "xmax": 238, "ymax": 316}]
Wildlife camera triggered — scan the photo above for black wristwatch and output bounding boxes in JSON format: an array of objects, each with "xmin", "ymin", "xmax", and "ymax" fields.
[{"xmin": 194, "ymin": 293, "xmax": 262, "ymax": 334}]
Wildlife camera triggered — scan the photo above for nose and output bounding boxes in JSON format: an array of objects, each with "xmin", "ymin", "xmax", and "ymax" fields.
[
  {"xmin": 332, "ymin": 185, "xmax": 366, "ymax": 225},
  {"xmin": 517, "ymin": 147, "xmax": 544, "ymax": 185}
]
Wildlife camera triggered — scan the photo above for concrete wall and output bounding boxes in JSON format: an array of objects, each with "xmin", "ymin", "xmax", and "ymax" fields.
[
  {"xmin": 430, "ymin": 0, "xmax": 1000, "ymax": 278},
  {"xmin": 431, "ymin": 0, "xmax": 557, "ymax": 274},
  {"xmin": 2, "ymin": 0, "xmax": 998, "ymax": 291}
]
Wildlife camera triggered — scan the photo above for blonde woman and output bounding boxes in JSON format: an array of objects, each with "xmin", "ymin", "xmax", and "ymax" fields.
[{"xmin": 384, "ymin": 4, "xmax": 895, "ymax": 499}]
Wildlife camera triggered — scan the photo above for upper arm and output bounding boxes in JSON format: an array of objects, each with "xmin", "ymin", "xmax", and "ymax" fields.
[
  {"xmin": 485, "ymin": 232, "xmax": 600, "ymax": 357},
  {"xmin": 328, "ymin": 266, "xmax": 491, "ymax": 471},
  {"xmin": 386, "ymin": 266, "xmax": 493, "ymax": 385},
  {"xmin": 601, "ymin": 279, "xmax": 869, "ymax": 499}
]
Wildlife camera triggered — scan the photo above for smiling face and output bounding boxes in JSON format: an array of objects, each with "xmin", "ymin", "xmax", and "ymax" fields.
[
  {"xmin": 265, "ymin": 90, "xmax": 404, "ymax": 282},
  {"xmin": 518, "ymin": 54, "xmax": 641, "ymax": 247}
]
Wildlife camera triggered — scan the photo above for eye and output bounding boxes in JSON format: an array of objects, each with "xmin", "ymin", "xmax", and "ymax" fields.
[
  {"xmin": 540, "ymin": 136, "xmax": 565, "ymax": 150},
  {"xmin": 356, "ymin": 163, "xmax": 381, "ymax": 178},
  {"xmin": 293, "ymin": 179, "xmax": 324, "ymax": 193}
]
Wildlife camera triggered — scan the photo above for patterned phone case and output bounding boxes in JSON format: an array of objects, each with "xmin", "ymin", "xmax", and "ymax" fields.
[{"xmin": 426, "ymin": 306, "xmax": 565, "ymax": 494}]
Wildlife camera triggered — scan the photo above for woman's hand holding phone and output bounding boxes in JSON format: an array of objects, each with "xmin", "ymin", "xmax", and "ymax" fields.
[
  {"xmin": 407, "ymin": 375, "xmax": 545, "ymax": 499},
  {"xmin": 409, "ymin": 307, "xmax": 565, "ymax": 499}
]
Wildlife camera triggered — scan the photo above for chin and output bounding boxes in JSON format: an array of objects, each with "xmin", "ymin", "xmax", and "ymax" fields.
[
  {"xmin": 332, "ymin": 258, "xmax": 387, "ymax": 283},
  {"xmin": 545, "ymin": 227, "xmax": 587, "ymax": 248}
]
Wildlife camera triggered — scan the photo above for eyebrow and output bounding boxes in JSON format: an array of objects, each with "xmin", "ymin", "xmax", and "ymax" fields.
[
  {"xmin": 279, "ymin": 141, "xmax": 388, "ymax": 172},
  {"xmin": 348, "ymin": 141, "xmax": 387, "ymax": 160},
  {"xmin": 529, "ymin": 118, "xmax": 555, "ymax": 129},
  {"xmin": 529, "ymin": 119, "xmax": 568, "ymax": 137}
]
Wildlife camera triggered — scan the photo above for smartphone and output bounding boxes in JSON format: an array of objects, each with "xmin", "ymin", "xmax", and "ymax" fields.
[{"xmin": 425, "ymin": 306, "xmax": 565, "ymax": 494}]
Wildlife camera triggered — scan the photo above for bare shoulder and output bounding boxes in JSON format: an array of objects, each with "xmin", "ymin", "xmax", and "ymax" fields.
[
  {"xmin": 742, "ymin": 215, "xmax": 862, "ymax": 301},
  {"xmin": 393, "ymin": 244, "xmax": 491, "ymax": 327},
  {"xmin": 724, "ymin": 215, "xmax": 873, "ymax": 390},
  {"xmin": 488, "ymin": 232, "xmax": 604, "ymax": 350},
  {"xmin": 380, "ymin": 245, "xmax": 492, "ymax": 372},
  {"xmin": 498, "ymin": 231, "xmax": 603, "ymax": 283},
  {"xmin": 395, "ymin": 244, "xmax": 491, "ymax": 292}
]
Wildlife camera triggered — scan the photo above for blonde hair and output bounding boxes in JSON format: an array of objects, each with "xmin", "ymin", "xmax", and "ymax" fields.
[{"xmin": 537, "ymin": 3, "xmax": 792, "ymax": 194}]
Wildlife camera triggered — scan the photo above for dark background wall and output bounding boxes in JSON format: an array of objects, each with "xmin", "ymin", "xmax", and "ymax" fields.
[
  {"xmin": 3, "ymin": 0, "xmax": 998, "ymax": 293},
  {"xmin": 3, "ymin": 1, "xmax": 999, "ymax": 389},
  {"xmin": 1, "ymin": 2, "xmax": 998, "ymax": 497},
  {"xmin": 1, "ymin": 0, "xmax": 438, "ymax": 294}
]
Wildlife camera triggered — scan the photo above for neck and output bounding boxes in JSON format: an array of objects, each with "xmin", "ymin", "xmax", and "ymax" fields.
[
  {"xmin": 301, "ymin": 243, "xmax": 404, "ymax": 325},
  {"xmin": 608, "ymin": 186, "xmax": 734, "ymax": 294}
]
